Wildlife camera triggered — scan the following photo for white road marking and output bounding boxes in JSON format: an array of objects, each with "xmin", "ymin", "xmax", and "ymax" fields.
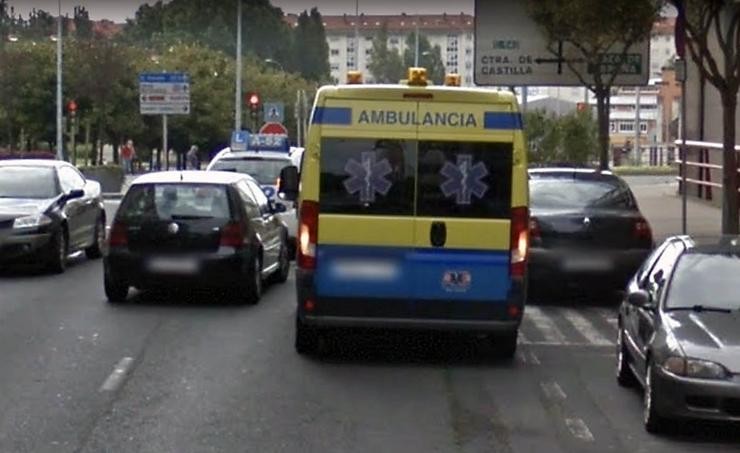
[
  {"xmin": 524, "ymin": 306, "xmax": 567, "ymax": 343},
  {"xmin": 565, "ymin": 418, "xmax": 595, "ymax": 442},
  {"xmin": 528, "ymin": 350, "xmax": 541, "ymax": 365},
  {"xmin": 540, "ymin": 381, "xmax": 566, "ymax": 401},
  {"xmin": 595, "ymin": 308, "xmax": 619, "ymax": 330},
  {"xmin": 562, "ymin": 308, "xmax": 613, "ymax": 346},
  {"xmin": 100, "ymin": 357, "xmax": 134, "ymax": 392}
]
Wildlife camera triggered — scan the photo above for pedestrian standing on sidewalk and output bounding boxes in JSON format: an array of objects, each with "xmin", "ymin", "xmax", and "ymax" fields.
[
  {"xmin": 121, "ymin": 139, "xmax": 136, "ymax": 175},
  {"xmin": 187, "ymin": 145, "xmax": 200, "ymax": 170}
]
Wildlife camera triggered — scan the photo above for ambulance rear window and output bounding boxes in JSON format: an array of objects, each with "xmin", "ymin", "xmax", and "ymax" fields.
[
  {"xmin": 417, "ymin": 141, "xmax": 513, "ymax": 219},
  {"xmin": 320, "ymin": 138, "xmax": 416, "ymax": 216}
]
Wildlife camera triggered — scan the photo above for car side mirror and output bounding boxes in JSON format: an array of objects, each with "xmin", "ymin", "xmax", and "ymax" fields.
[
  {"xmin": 627, "ymin": 289, "xmax": 651, "ymax": 308},
  {"xmin": 278, "ymin": 165, "xmax": 299, "ymax": 202},
  {"xmin": 66, "ymin": 189, "xmax": 85, "ymax": 200}
]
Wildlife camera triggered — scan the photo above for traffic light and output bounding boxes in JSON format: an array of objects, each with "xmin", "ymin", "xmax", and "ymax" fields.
[
  {"xmin": 67, "ymin": 100, "xmax": 77, "ymax": 118},
  {"xmin": 245, "ymin": 92, "xmax": 261, "ymax": 129}
]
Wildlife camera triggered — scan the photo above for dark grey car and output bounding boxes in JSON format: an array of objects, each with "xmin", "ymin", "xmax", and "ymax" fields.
[
  {"xmin": 528, "ymin": 168, "xmax": 654, "ymax": 296},
  {"xmin": 0, "ymin": 160, "xmax": 106, "ymax": 273},
  {"xmin": 617, "ymin": 235, "xmax": 740, "ymax": 432}
]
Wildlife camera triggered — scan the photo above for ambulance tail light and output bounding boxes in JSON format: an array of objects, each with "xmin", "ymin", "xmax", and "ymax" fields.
[
  {"xmin": 444, "ymin": 74, "xmax": 461, "ymax": 86},
  {"xmin": 510, "ymin": 207, "xmax": 529, "ymax": 279},
  {"xmin": 298, "ymin": 200, "xmax": 319, "ymax": 270},
  {"xmin": 347, "ymin": 71, "xmax": 363, "ymax": 84},
  {"xmin": 407, "ymin": 67, "xmax": 428, "ymax": 87}
]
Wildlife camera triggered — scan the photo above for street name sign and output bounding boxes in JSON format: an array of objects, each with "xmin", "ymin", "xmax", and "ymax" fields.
[
  {"xmin": 139, "ymin": 73, "xmax": 191, "ymax": 115},
  {"xmin": 474, "ymin": 0, "xmax": 650, "ymax": 86}
]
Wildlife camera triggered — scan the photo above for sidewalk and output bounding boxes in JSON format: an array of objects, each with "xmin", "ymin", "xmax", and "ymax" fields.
[{"xmin": 629, "ymin": 178, "xmax": 721, "ymax": 241}]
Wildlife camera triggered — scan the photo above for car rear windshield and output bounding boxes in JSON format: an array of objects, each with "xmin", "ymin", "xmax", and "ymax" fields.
[
  {"xmin": 530, "ymin": 176, "xmax": 635, "ymax": 210},
  {"xmin": 666, "ymin": 253, "xmax": 740, "ymax": 310},
  {"xmin": 319, "ymin": 138, "xmax": 512, "ymax": 218},
  {"xmin": 0, "ymin": 166, "xmax": 58, "ymax": 199},
  {"xmin": 210, "ymin": 157, "xmax": 289, "ymax": 185},
  {"xmin": 117, "ymin": 184, "xmax": 232, "ymax": 222}
]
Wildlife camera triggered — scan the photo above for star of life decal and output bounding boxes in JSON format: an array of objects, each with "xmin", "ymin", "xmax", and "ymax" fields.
[
  {"xmin": 439, "ymin": 154, "xmax": 489, "ymax": 205},
  {"xmin": 343, "ymin": 151, "xmax": 393, "ymax": 203}
]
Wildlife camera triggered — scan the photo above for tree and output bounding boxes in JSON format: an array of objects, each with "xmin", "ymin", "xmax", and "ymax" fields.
[
  {"xmin": 403, "ymin": 33, "xmax": 446, "ymax": 84},
  {"xmin": 526, "ymin": 0, "xmax": 662, "ymax": 170},
  {"xmin": 73, "ymin": 6, "xmax": 93, "ymax": 40},
  {"xmin": 291, "ymin": 8, "xmax": 331, "ymax": 82},
  {"xmin": 368, "ymin": 25, "xmax": 404, "ymax": 83},
  {"xmin": 676, "ymin": 0, "xmax": 740, "ymax": 234},
  {"xmin": 524, "ymin": 109, "xmax": 598, "ymax": 165}
]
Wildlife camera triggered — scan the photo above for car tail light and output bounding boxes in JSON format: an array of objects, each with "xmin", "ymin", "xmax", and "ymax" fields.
[
  {"xmin": 510, "ymin": 207, "xmax": 529, "ymax": 278},
  {"xmin": 633, "ymin": 217, "xmax": 652, "ymax": 243},
  {"xmin": 298, "ymin": 200, "xmax": 319, "ymax": 270},
  {"xmin": 108, "ymin": 222, "xmax": 128, "ymax": 248},
  {"xmin": 529, "ymin": 217, "xmax": 541, "ymax": 241},
  {"xmin": 220, "ymin": 221, "xmax": 246, "ymax": 248}
]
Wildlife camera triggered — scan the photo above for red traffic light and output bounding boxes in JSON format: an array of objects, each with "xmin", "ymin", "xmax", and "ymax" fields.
[
  {"xmin": 246, "ymin": 92, "xmax": 260, "ymax": 109},
  {"xmin": 67, "ymin": 100, "xmax": 77, "ymax": 113}
]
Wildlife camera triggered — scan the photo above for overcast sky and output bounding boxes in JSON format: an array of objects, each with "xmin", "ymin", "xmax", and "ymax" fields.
[{"xmin": 8, "ymin": 1, "xmax": 474, "ymax": 22}]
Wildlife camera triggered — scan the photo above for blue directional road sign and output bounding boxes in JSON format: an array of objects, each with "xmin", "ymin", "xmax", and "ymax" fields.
[
  {"xmin": 139, "ymin": 72, "xmax": 191, "ymax": 115},
  {"xmin": 231, "ymin": 130, "xmax": 250, "ymax": 151}
]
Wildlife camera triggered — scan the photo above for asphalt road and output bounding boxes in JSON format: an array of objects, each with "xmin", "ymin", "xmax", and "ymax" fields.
[{"xmin": 0, "ymin": 180, "xmax": 738, "ymax": 453}]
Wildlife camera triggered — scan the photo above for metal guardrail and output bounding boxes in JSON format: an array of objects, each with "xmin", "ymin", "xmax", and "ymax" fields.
[{"xmin": 673, "ymin": 140, "xmax": 740, "ymax": 193}]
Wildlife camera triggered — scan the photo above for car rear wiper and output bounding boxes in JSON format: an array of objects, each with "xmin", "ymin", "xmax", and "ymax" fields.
[
  {"xmin": 170, "ymin": 214, "xmax": 215, "ymax": 220},
  {"xmin": 667, "ymin": 305, "xmax": 732, "ymax": 313}
]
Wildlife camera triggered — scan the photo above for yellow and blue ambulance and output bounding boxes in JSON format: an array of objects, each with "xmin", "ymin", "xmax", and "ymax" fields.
[{"xmin": 280, "ymin": 69, "xmax": 529, "ymax": 357}]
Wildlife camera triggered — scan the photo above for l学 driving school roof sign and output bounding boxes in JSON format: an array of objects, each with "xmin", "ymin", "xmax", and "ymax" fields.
[{"xmin": 474, "ymin": 0, "xmax": 650, "ymax": 86}]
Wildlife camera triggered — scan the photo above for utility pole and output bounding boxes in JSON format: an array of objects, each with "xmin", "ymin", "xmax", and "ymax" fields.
[
  {"xmin": 634, "ymin": 86, "xmax": 641, "ymax": 166},
  {"xmin": 234, "ymin": 0, "xmax": 243, "ymax": 131},
  {"xmin": 414, "ymin": 13, "xmax": 420, "ymax": 67},
  {"xmin": 354, "ymin": 0, "xmax": 359, "ymax": 71},
  {"xmin": 56, "ymin": 0, "xmax": 63, "ymax": 161}
]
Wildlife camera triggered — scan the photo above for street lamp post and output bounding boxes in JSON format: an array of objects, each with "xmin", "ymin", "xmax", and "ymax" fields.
[
  {"xmin": 235, "ymin": 0, "xmax": 243, "ymax": 132},
  {"xmin": 264, "ymin": 58, "xmax": 284, "ymax": 72},
  {"xmin": 56, "ymin": 0, "xmax": 63, "ymax": 161}
]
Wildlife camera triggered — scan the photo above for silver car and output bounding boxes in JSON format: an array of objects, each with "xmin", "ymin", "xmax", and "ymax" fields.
[{"xmin": 617, "ymin": 235, "xmax": 740, "ymax": 433}]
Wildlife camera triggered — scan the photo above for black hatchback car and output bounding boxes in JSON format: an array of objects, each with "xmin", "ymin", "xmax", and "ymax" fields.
[
  {"xmin": 103, "ymin": 171, "xmax": 290, "ymax": 303},
  {"xmin": 0, "ymin": 159, "xmax": 106, "ymax": 273},
  {"xmin": 618, "ymin": 236, "xmax": 740, "ymax": 433},
  {"xmin": 528, "ymin": 168, "xmax": 654, "ymax": 296}
]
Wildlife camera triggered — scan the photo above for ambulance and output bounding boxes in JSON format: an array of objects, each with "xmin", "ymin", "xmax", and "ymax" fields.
[{"xmin": 278, "ymin": 69, "xmax": 529, "ymax": 357}]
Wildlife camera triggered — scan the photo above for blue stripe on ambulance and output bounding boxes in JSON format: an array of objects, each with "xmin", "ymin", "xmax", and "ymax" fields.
[
  {"xmin": 315, "ymin": 245, "xmax": 511, "ymax": 301},
  {"xmin": 311, "ymin": 107, "xmax": 352, "ymax": 125}
]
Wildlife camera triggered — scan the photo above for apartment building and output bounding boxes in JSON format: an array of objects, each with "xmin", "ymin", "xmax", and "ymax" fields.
[{"xmin": 285, "ymin": 13, "xmax": 475, "ymax": 86}]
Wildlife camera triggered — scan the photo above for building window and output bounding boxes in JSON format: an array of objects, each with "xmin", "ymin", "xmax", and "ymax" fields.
[
  {"xmin": 330, "ymin": 49, "xmax": 339, "ymax": 56},
  {"xmin": 366, "ymin": 48, "xmax": 372, "ymax": 56},
  {"xmin": 640, "ymin": 122, "xmax": 648, "ymax": 132},
  {"xmin": 465, "ymin": 62, "xmax": 472, "ymax": 69},
  {"xmin": 610, "ymin": 122, "xmax": 617, "ymax": 133},
  {"xmin": 330, "ymin": 63, "xmax": 340, "ymax": 71},
  {"xmin": 619, "ymin": 122, "xmax": 634, "ymax": 133},
  {"xmin": 465, "ymin": 48, "xmax": 472, "ymax": 55},
  {"xmin": 465, "ymin": 76, "xmax": 472, "ymax": 85}
]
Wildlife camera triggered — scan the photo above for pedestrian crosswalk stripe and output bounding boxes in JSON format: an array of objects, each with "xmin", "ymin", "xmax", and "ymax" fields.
[
  {"xmin": 561, "ymin": 308, "xmax": 612, "ymax": 346},
  {"xmin": 524, "ymin": 306, "xmax": 567, "ymax": 344},
  {"xmin": 519, "ymin": 306, "xmax": 617, "ymax": 347}
]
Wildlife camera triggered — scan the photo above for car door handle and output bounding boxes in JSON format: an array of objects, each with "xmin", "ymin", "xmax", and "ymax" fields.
[{"xmin": 430, "ymin": 221, "xmax": 447, "ymax": 247}]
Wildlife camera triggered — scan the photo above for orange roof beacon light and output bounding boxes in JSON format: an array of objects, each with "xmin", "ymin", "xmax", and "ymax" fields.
[
  {"xmin": 444, "ymin": 74, "xmax": 461, "ymax": 87},
  {"xmin": 346, "ymin": 71, "xmax": 363, "ymax": 84},
  {"xmin": 407, "ymin": 67, "xmax": 428, "ymax": 87}
]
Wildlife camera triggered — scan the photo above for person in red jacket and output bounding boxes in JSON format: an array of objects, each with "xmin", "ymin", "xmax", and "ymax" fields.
[{"xmin": 121, "ymin": 139, "xmax": 136, "ymax": 175}]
